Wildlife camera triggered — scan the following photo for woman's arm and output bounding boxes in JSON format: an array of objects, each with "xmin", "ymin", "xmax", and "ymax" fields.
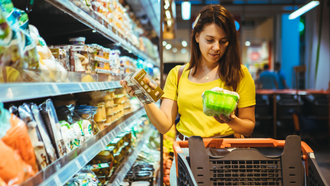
[
  {"xmin": 214, "ymin": 106, "xmax": 255, "ymax": 136},
  {"xmin": 121, "ymin": 80, "xmax": 177, "ymax": 134},
  {"xmin": 144, "ymin": 98, "xmax": 178, "ymax": 134}
]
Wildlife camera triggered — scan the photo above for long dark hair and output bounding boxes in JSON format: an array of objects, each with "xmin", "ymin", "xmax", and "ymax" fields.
[{"xmin": 188, "ymin": 4, "xmax": 242, "ymax": 90}]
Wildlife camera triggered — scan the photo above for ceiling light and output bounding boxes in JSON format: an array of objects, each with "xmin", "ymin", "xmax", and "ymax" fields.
[
  {"xmin": 164, "ymin": 0, "xmax": 170, "ymax": 9},
  {"xmin": 165, "ymin": 44, "xmax": 172, "ymax": 50},
  {"xmin": 163, "ymin": 41, "xmax": 167, "ymax": 46},
  {"xmin": 165, "ymin": 10, "xmax": 171, "ymax": 20},
  {"xmin": 182, "ymin": 40, "xmax": 187, "ymax": 47},
  {"xmin": 92, "ymin": 29, "xmax": 97, "ymax": 33},
  {"xmin": 245, "ymin": 41, "xmax": 251, "ymax": 46},
  {"xmin": 181, "ymin": 1, "xmax": 191, "ymax": 20},
  {"xmin": 167, "ymin": 20, "xmax": 172, "ymax": 27},
  {"xmin": 289, "ymin": 1, "xmax": 320, "ymax": 20},
  {"xmin": 181, "ymin": 48, "xmax": 187, "ymax": 54},
  {"xmin": 172, "ymin": 48, "xmax": 177, "ymax": 53}
]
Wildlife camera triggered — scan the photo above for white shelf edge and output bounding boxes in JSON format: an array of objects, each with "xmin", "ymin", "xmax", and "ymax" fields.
[{"xmin": 0, "ymin": 81, "xmax": 121, "ymax": 103}]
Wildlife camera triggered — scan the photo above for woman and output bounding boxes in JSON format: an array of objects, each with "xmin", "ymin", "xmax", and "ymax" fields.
[
  {"xmin": 121, "ymin": 4, "xmax": 255, "ymax": 184},
  {"xmin": 121, "ymin": 4, "xmax": 255, "ymax": 138}
]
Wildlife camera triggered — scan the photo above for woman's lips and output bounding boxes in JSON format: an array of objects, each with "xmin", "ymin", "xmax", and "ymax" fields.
[{"xmin": 209, "ymin": 53, "xmax": 219, "ymax": 57}]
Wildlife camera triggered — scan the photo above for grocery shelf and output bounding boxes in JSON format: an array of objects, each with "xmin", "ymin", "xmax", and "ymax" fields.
[
  {"xmin": 0, "ymin": 81, "xmax": 121, "ymax": 103},
  {"xmin": 109, "ymin": 125, "xmax": 156, "ymax": 186},
  {"xmin": 45, "ymin": 0, "xmax": 159, "ymax": 67},
  {"xmin": 21, "ymin": 107, "xmax": 146, "ymax": 186}
]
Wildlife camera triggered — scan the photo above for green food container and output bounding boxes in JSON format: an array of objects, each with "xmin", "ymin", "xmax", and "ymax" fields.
[{"xmin": 202, "ymin": 89, "xmax": 239, "ymax": 117}]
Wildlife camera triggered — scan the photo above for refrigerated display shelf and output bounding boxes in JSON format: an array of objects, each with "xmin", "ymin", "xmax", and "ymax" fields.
[
  {"xmin": 0, "ymin": 81, "xmax": 121, "ymax": 103},
  {"xmin": 109, "ymin": 125, "xmax": 156, "ymax": 186},
  {"xmin": 44, "ymin": 0, "xmax": 159, "ymax": 67},
  {"xmin": 21, "ymin": 107, "xmax": 146, "ymax": 186}
]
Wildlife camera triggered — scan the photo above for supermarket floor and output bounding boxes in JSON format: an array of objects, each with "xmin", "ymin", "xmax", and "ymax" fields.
[{"xmin": 253, "ymin": 120, "xmax": 330, "ymax": 184}]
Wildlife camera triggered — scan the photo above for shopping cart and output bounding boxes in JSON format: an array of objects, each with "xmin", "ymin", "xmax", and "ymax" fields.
[{"xmin": 173, "ymin": 135, "xmax": 328, "ymax": 186}]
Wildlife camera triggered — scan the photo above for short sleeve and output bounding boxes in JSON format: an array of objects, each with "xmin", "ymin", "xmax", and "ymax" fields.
[
  {"xmin": 162, "ymin": 65, "xmax": 181, "ymax": 101},
  {"xmin": 236, "ymin": 66, "xmax": 256, "ymax": 108}
]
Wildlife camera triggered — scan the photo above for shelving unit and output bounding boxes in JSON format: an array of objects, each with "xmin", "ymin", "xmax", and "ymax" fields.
[
  {"xmin": 1, "ymin": 0, "xmax": 161, "ymax": 185},
  {"xmin": 109, "ymin": 125, "xmax": 156, "ymax": 186},
  {"xmin": 21, "ymin": 108, "xmax": 147, "ymax": 186},
  {"xmin": 44, "ymin": 0, "xmax": 159, "ymax": 67},
  {"xmin": 0, "ymin": 81, "xmax": 121, "ymax": 103}
]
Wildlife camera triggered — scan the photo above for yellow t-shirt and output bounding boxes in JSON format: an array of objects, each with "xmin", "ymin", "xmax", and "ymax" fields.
[{"xmin": 162, "ymin": 64, "xmax": 256, "ymax": 137}]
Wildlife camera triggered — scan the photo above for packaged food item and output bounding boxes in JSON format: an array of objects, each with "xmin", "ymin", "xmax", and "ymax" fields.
[
  {"xmin": 39, "ymin": 99, "xmax": 67, "ymax": 158},
  {"xmin": 49, "ymin": 45, "xmax": 71, "ymax": 71},
  {"xmin": 59, "ymin": 121, "xmax": 73, "ymax": 152},
  {"xmin": 70, "ymin": 45, "xmax": 93, "ymax": 73},
  {"xmin": 202, "ymin": 87, "xmax": 240, "ymax": 117},
  {"xmin": 0, "ymin": 140, "xmax": 35, "ymax": 185},
  {"xmin": 124, "ymin": 69, "xmax": 164, "ymax": 104},
  {"xmin": 71, "ymin": 121, "xmax": 84, "ymax": 147},
  {"xmin": 31, "ymin": 103, "xmax": 57, "ymax": 163},
  {"xmin": 94, "ymin": 103, "xmax": 106, "ymax": 122},
  {"xmin": 75, "ymin": 105, "xmax": 100, "ymax": 135},
  {"xmin": 0, "ymin": 5, "xmax": 25, "ymax": 68},
  {"xmin": 91, "ymin": 149, "xmax": 114, "ymax": 164},
  {"xmin": 18, "ymin": 103, "xmax": 47, "ymax": 170}
]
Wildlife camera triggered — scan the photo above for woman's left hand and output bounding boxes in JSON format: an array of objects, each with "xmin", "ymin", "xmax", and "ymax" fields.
[{"xmin": 214, "ymin": 113, "xmax": 237, "ymax": 124}]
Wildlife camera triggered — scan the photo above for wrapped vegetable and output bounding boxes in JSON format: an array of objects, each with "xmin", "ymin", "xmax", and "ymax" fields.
[{"xmin": 202, "ymin": 87, "xmax": 240, "ymax": 117}]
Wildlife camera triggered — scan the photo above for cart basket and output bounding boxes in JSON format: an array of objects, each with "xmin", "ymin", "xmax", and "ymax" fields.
[{"xmin": 173, "ymin": 135, "xmax": 328, "ymax": 186}]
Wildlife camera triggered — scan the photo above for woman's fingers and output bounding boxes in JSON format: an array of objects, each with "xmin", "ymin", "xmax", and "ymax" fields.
[{"xmin": 214, "ymin": 115, "xmax": 226, "ymax": 123}]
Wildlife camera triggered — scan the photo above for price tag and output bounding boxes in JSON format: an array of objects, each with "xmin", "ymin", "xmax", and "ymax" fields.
[
  {"xmin": 82, "ymin": 154, "xmax": 88, "ymax": 163},
  {"xmin": 75, "ymin": 160, "xmax": 82, "ymax": 169},
  {"xmin": 53, "ymin": 176, "xmax": 62, "ymax": 186}
]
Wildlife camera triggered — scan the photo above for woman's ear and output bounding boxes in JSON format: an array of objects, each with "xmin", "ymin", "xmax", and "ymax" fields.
[{"xmin": 195, "ymin": 32, "xmax": 200, "ymax": 43}]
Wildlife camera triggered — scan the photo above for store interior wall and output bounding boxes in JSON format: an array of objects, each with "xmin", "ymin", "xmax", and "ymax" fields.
[{"xmin": 281, "ymin": 14, "xmax": 300, "ymax": 89}]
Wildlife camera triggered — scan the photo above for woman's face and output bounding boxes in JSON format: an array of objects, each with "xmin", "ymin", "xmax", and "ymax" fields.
[{"xmin": 195, "ymin": 23, "xmax": 229, "ymax": 64}]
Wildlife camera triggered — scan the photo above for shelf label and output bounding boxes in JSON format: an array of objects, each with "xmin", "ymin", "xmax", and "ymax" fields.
[
  {"xmin": 53, "ymin": 176, "xmax": 62, "ymax": 186},
  {"xmin": 75, "ymin": 160, "xmax": 82, "ymax": 169},
  {"xmin": 51, "ymin": 84, "xmax": 61, "ymax": 94}
]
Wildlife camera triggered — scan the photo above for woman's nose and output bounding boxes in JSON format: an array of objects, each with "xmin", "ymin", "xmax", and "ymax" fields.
[{"xmin": 212, "ymin": 42, "xmax": 220, "ymax": 51}]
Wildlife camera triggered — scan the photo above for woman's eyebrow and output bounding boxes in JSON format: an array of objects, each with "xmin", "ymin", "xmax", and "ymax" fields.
[{"xmin": 205, "ymin": 35, "xmax": 228, "ymax": 40}]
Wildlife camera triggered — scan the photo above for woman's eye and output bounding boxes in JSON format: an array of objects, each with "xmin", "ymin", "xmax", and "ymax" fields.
[
  {"xmin": 207, "ymin": 40, "xmax": 213, "ymax": 43},
  {"xmin": 221, "ymin": 41, "xmax": 227, "ymax": 44}
]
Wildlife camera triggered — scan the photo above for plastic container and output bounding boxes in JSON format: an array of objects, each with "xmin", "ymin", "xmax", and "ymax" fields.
[
  {"xmin": 202, "ymin": 88, "xmax": 239, "ymax": 117},
  {"xmin": 173, "ymin": 135, "xmax": 328, "ymax": 186},
  {"xmin": 124, "ymin": 69, "xmax": 164, "ymax": 104},
  {"xmin": 69, "ymin": 37, "xmax": 86, "ymax": 45}
]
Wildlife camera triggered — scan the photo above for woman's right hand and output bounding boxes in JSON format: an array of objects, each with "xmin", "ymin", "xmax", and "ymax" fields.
[{"xmin": 120, "ymin": 80, "xmax": 135, "ymax": 97}]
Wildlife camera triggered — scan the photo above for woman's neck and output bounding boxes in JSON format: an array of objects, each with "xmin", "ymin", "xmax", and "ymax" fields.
[{"xmin": 198, "ymin": 56, "xmax": 218, "ymax": 72}]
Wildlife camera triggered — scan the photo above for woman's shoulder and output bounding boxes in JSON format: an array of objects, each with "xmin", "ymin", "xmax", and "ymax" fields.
[{"xmin": 240, "ymin": 64, "xmax": 251, "ymax": 75}]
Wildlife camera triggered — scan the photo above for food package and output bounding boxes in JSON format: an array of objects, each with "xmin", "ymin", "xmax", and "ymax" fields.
[
  {"xmin": 18, "ymin": 103, "xmax": 48, "ymax": 170},
  {"xmin": 70, "ymin": 121, "xmax": 84, "ymax": 147},
  {"xmin": 75, "ymin": 105, "xmax": 99, "ymax": 135},
  {"xmin": 202, "ymin": 87, "xmax": 240, "ymax": 117},
  {"xmin": 49, "ymin": 45, "xmax": 71, "ymax": 71},
  {"xmin": 90, "ymin": 150, "xmax": 114, "ymax": 164},
  {"xmin": 59, "ymin": 121, "xmax": 73, "ymax": 152},
  {"xmin": 31, "ymin": 103, "xmax": 57, "ymax": 163},
  {"xmin": 64, "ymin": 169, "xmax": 100, "ymax": 186},
  {"xmin": 29, "ymin": 25, "xmax": 68, "ymax": 82},
  {"xmin": 0, "ymin": 5, "xmax": 25, "ymax": 68},
  {"xmin": 39, "ymin": 99, "xmax": 67, "ymax": 158},
  {"xmin": 0, "ymin": 140, "xmax": 35, "ymax": 185},
  {"xmin": 70, "ymin": 45, "xmax": 93, "ymax": 72},
  {"xmin": 1, "ymin": 113, "xmax": 38, "ymax": 172},
  {"xmin": 124, "ymin": 69, "xmax": 164, "ymax": 104}
]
